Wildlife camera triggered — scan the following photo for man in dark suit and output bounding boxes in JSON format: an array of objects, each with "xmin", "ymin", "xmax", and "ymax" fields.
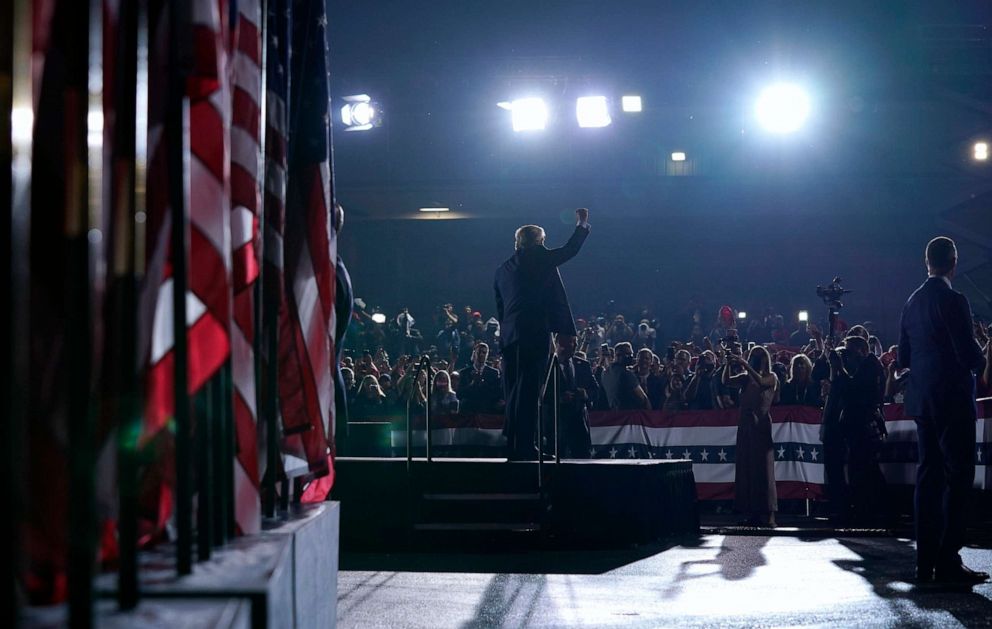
[
  {"xmin": 457, "ymin": 342, "xmax": 503, "ymax": 414},
  {"xmin": 495, "ymin": 208, "xmax": 591, "ymax": 460},
  {"xmin": 333, "ymin": 204, "xmax": 354, "ymax": 450},
  {"xmin": 898, "ymin": 236, "xmax": 988, "ymax": 584},
  {"xmin": 546, "ymin": 334, "xmax": 597, "ymax": 458}
]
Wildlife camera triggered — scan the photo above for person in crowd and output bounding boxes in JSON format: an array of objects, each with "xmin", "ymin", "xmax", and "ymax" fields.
[
  {"xmin": 770, "ymin": 315, "xmax": 790, "ymax": 345},
  {"xmin": 631, "ymin": 320, "xmax": 657, "ymax": 352},
  {"xmin": 780, "ymin": 354, "xmax": 821, "ymax": 406},
  {"xmin": 686, "ymin": 350, "xmax": 719, "ymax": 410},
  {"xmin": 868, "ymin": 335, "xmax": 884, "ymax": 358},
  {"xmin": 495, "ymin": 208, "xmax": 591, "ymax": 460},
  {"xmin": 977, "ymin": 323, "xmax": 992, "ymax": 398},
  {"xmin": 355, "ymin": 351, "xmax": 379, "ymax": 378},
  {"xmin": 351, "ymin": 374, "xmax": 388, "ymax": 420},
  {"xmin": 602, "ymin": 342, "xmax": 651, "ymax": 410},
  {"xmin": 662, "ymin": 364, "xmax": 688, "ymax": 411},
  {"xmin": 883, "ymin": 360, "xmax": 909, "ymax": 404},
  {"xmin": 633, "ymin": 348, "xmax": 654, "ymax": 387},
  {"xmin": 899, "ymin": 236, "xmax": 988, "ymax": 584},
  {"xmin": 829, "ymin": 336, "xmax": 888, "ymax": 525},
  {"xmin": 342, "ymin": 366, "xmax": 357, "ymax": 399},
  {"xmin": 789, "ymin": 317, "xmax": 812, "ymax": 347},
  {"xmin": 606, "ymin": 314, "xmax": 634, "ymax": 346},
  {"xmin": 747, "ymin": 308, "xmax": 777, "ymax": 344},
  {"xmin": 645, "ymin": 355, "xmax": 668, "ymax": 410},
  {"xmin": 430, "ymin": 371, "xmax": 460, "ymax": 415},
  {"xmin": 547, "ymin": 334, "xmax": 597, "ymax": 458},
  {"xmin": 710, "ymin": 306, "xmax": 738, "ymax": 346},
  {"xmin": 457, "ymin": 342, "xmax": 503, "ymax": 414},
  {"xmin": 723, "ymin": 346, "xmax": 779, "ymax": 527}
]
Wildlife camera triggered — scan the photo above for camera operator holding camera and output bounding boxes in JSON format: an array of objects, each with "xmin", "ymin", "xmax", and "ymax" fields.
[
  {"xmin": 686, "ymin": 350, "xmax": 719, "ymax": 410},
  {"xmin": 828, "ymin": 336, "xmax": 888, "ymax": 525}
]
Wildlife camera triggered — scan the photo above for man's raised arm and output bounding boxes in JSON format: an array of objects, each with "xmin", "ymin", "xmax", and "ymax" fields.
[{"xmin": 546, "ymin": 208, "xmax": 591, "ymax": 267}]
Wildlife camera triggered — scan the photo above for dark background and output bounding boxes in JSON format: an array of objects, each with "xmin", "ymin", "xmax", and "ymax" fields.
[{"xmin": 326, "ymin": 0, "xmax": 992, "ymax": 344}]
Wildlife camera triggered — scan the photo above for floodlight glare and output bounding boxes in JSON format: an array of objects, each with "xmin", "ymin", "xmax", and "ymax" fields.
[
  {"xmin": 798, "ymin": 310, "xmax": 809, "ymax": 322},
  {"xmin": 755, "ymin": 83, "xmax": 810, "ymax": 134},
  {"xmin": 621, "ymin": 95, "xmax": 642, "ymax": 112},
  {"xmin": 738, "ymin": 311, "xmax": 747, "ymax": 320},
  {"xmin": 506, "ymin": 98, "xmax": 548, "ymax": 132},
  {"xmin": 576, "ymin": 96, "xmax": 611, "ymax": 128},
  {"xmin": 340, "ymin": 94, "xmax": 378, "ymax": 131},
  {"xmin": 671, "ymin": 151, "xmax": 686, "ymax": 162},
  {"xmin": 974, "ymin": 142, "xmax": 989, "ymax": 161},
  {"xmin": 418, "ymin": 207, "xmax": 450, "ymax": 212}
]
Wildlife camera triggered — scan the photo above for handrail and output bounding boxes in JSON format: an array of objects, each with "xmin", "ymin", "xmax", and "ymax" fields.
[
  {"xmin": 539, "ymin": 353, "xmax": 562, "ymax": 490},
  {"xmin": 405, "ymin": 355, "xmax": 432, "ymax": 471}
]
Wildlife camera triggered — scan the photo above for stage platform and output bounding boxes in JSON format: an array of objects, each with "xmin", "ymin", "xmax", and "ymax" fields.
[{"xmin": 332, "ymin": 457, "xmax": 698, "ymax": 550}]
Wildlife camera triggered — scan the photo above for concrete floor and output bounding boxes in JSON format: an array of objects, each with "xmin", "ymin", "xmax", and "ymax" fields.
[{"xmin": 336, "ymin": 535, "xmax": 992, "ymax": 628}]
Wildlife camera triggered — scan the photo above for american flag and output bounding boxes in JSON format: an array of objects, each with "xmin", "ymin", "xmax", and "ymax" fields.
[
  {"xmin": 275, "ymin": 0, "xmax": 337, "ymax": 480},
  {"xmin": 141, "ymin": 0, "xmax": 231, "ymax": 444},
  {"xmin": 228, "ymin": 0, "xmax": 263, "ymax": 535}
]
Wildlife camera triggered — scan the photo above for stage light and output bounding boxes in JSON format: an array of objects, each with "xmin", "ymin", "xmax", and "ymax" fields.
[
  {"xmin": 755, "ymin": 83, "xmax": 810, "ymax": 134},
  {"xmin": 418, "ymin": 207, "xmax": 450, "ymax": 213},
  {"xmin": 340, "ymin": 94, "xmax": 378, "ymax": 131},
  {"xmin": 371, "ymin": 313, "xmax": 387, "ymax": 324},
  {"xmin": 798, "ymin": 310, "xmax": 809, "ymax": 322},
  {"xmin": 11, "ymin": 106, "xmax": 33, "ymax": 146},
  {"xmin": 975, "ymin": 141, "xmax": 989, "ymax": 161},
  {"xmin": 671, "ymin": 151, "xmax": 686, "ymax": 162},
  {"xmin": 576, "ymin": 96, "xmax": 611, "ymax": 128},
  {"xmin": 621, "ymin": 95, "xmax": 642, "ymax": 112},
  {"xmin": 500, "ymin": 98, "xmax": 548, "ymax": 132},
  {"xmin": 738, "ymin": 311, "xmax": 747, "ymax": 320}
]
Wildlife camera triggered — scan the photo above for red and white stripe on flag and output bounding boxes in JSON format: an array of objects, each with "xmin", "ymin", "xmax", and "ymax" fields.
[
  {"xmin": 142, "ymin": 0, "xmax": 231, "ymax": 442},
  {"xmin": 229, "ymin": 0, "xmax": 262, "ymax": 534}
]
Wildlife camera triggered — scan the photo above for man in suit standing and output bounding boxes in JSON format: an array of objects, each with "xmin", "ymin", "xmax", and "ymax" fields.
[
  {"xmin": 898, "ymin": 236, "xmax": 988, "ymax": 584},
  {"xmin": 333, "ymin": 204, "xmax": 354, "ymax": 451},
  {"xmin": 547, "ymin": 334, "xmax": 597, "ymax": 458},
  {"xmin": 457, "ymin": 342, "xmax": 503, "ymax": 414},
  {"xmin": 495, "ymin": 208, "xmax": 590, "ymax": 460}
]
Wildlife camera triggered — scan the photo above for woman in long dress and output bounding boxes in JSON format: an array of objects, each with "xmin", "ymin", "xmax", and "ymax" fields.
[{"xmin": 723, "ymin": 346, "xmax": 779, "ymax": 526}]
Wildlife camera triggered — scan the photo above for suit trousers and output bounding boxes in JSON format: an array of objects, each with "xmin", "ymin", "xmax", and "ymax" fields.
[
  {"xmin": 914, "ymin": 401, "xmax": 977, "ymax": 570},
  {"xmin": 502, "ymin": 337, "xmax": 551, "ymax": 458}
]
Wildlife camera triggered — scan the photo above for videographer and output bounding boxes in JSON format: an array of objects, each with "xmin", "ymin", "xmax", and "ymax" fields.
[
  {"xmin": 828, "ymin": 336, "xmax": 888, "ymax": 524},
  {"xmin": 601, "ymin": 342, "xmax": 651, "ymax": 410},
  {"xmin": 686, "ymin": 350, "xmax": 719, "ymax": 410}
]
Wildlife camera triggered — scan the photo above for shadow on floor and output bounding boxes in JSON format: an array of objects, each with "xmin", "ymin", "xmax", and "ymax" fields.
[
  {"xmin": 340, "ymin": 535, "xmax": 703, "ymax": 575},
  {"xmin": 834, "ymin": 537, "xmax": 992, "ymax": 628},
  {"xmin": 459, "ymin": 574, "xmax": 549, "ymax": 629}
]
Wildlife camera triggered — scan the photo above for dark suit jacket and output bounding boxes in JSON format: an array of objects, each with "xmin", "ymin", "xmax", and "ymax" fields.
[
  {"xmin": 898, "ymin": 276, "xmax": 986, "ymax": 418},
  {"xmin": 494, "ymin": 225, "xmax": 589, "ymax": 348},
  {"xmin": 456, "ymin": 364, "xmax": 503, "ymax": 413}
]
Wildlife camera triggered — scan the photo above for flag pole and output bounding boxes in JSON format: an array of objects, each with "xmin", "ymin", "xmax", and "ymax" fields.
[
  {"xmin": 5, "ymin": 0, "xmax": 31, "ymax": 622},
  {"xmin": 197, "ymin": 383, "xmax": 215, "ymax": 561},
  {"xmin": 67, "ymin": 0, "xmax": 100, "ymax": 623},
  {"xmin": 112, "ymin": 0, "xmax": 143, "ymax": 609},
  {"xmin": 167, "ymin": 0, "xmax": 195, "ymax": 577},
  {"xmin": 254, "ymin": 0, "xmax": 269, "ymax": 527}
]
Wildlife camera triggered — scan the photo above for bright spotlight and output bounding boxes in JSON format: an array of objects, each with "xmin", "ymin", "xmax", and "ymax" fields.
[
  {"xmin": 418, "ymin": 207, "xmax": 450, "ymax": 213},
  {"xmin": 671, "ymin": 151, "xmax": 686, "ymax": 162},
  {"xmin": 621, "ymin": 95, "xmax": 642, "ymax": 112},
  {"xmin": 371, "ymin": 313, "xmax": 387, "ymax": 324},
  {"xmin": 340, "ymin": 94, "xmax": 379, "ymax": 131},
  {"xmin": 755, "ymin": 83, "xmax": 810, "ymax": 134},
  {"xmin": 798, "ymin": 310, "xmax": 809, "ymax": 322},
  {"xmin": 576, "ymin": 96, "xmax": 611, "ymax": 128},
  {"xmin": 738, "ymin": 311, "xmax": 747, "ymax": 320},
  {"xmin": 974, "ymin": 141, "xmax": 989, "ymax": 161},
  {"xmin": 502, "ymin": 98, "xmax": 548, "ymax": 132}
]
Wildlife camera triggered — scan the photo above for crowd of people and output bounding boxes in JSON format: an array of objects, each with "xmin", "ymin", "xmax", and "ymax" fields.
[{"xmin": 341, "ymin": 300, "xmax": 992, "ymax": 419}]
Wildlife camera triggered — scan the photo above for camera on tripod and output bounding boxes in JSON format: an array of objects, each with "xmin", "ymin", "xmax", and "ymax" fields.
[{"xmin": 816, "ymin": 277, "xmax": 852, "ymax": 310}]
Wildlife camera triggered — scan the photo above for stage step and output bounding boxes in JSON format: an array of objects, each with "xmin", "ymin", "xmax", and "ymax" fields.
[{"xmin": 416, "ymin": 489, "xmax": 545, "ymax": 528}]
